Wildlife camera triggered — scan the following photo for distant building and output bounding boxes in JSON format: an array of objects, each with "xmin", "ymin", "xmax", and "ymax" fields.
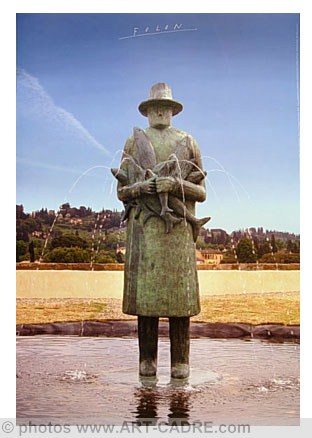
[
  {"xmin": 197, "ymin": 249, "xmax": 224, "ymax": 265},
  {"xmin": 70, "ymin": 218, "xmax": 83, "ymax": 225},
  {"xmin": 32, "ymin": 231, "xmax": 47, "ymax": 239},
  {"xmin": 196, "ymin": 250, "xmax": 205, "ymax": 265},
  {"xmin": 205, "ymin": 228, "xmax": 228, "ymax": 245}
]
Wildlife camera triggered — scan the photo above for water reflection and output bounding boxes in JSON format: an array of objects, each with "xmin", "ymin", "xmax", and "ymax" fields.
[
  {"xmin": 134, "ymin": 387, "xmax": 160, "ymax": 424},
  {"xmin": 134, "ymin": 378, "xmax": 191, "ymax": 425},
  {"xmin": 168, "ymin": 390, "xmax": 190, "ymax": 424}
]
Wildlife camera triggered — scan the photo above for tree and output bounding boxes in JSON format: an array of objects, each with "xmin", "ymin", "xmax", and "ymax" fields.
[
  {"xmin": 220, "ymin": 251, "xmax": 237, "ymax": 264},
  {"xmin": 61, "ymin": 202, "xmax": 70, "ymax": 210},
  {"xmin": 260, "ymin": 251, "xmax": 300, "ymax": 264},
  {"xmin": 16, "ymin": 205, "xmax": 27, "ymax": 220},
  {"xmin": 236, "ymin": 238, "xmax": 257, "ymax": 263},
  {"xmin": 50, "ymin": 234, "xmax": 88, "ymax": 250},
  {"xmin": 31, "ymin": 238, "xmax": 44, "ymax": 260},
  {"xmin": 104, "ymin": 233, "xmax": 120, "ymax": 250},
  {"xmin": 275, "ymin": 238, "xmax": 286, "ymax": 251},
  {"xmin": 78, "ymin": 206, "xmax": 87, "ymax": 217},
  {"xmin": 257, "ymin": 239, "xmax": 271, "ymax": 259},
  {"xmin": 253, "ymin": 236, "xmax": 260, "ymax": 255},
  {"xmin": 29, "ymin": 241, "xmax": 35, "ymax": 262},
  {"xmin": 271, "ymin": 234, "xmax": 277, "ymax": 253},
  {"xmin": 16, "ymin": 217, "xmax": 40, "ymax": 242},
  {"xmin": 16, "ymin": 240, "xmax": 28, "ymax": 261},
  {"xmin": 16, "ymin": 227, "xmax": 30, "ymax": 242},
  {"xmin": 196, "ymin": 236, "xmax": 209, "ymax": 250},
  {"xmin": 291, "ymin": 241, "xmax": 300, "ymax": 253},
  {"xmin": 36, "ymin": 208, "xmax": 55, "ymax": 225},
  {"xmin": 24, "ymin": 217, "xmax": 39, "ymax": 233},
  {"xmin": 116, "ymin": 251, "xmax": 125, "ymax": 263}
]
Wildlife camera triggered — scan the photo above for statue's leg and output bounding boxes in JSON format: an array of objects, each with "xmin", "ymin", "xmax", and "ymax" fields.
[
  {"xmin": 169, "ymin": 317, "xmax": 190, "ymax": 379},
  {"xmin": 138, "ymin": 315, "xmax": 159, "ymax": 377}
]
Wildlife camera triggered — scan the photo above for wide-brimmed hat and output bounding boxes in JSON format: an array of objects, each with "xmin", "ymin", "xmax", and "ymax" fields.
[{"xmin": 138, "ymin": 83, "xmax": 183, "ymax": 117}]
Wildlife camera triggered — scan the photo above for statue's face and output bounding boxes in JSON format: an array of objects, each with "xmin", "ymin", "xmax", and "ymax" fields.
[{"xmin": 147, "ymin": 105, "xmax": 173, "ymax": 129}]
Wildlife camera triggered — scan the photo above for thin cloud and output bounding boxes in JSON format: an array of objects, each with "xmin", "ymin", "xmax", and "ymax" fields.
[
  {"xmin": 17, "ymin": 68, "xmax": 110, "ymax": 155},
  {"xmin": 16, "ymin": 157, "xmax": 82, "ymax": 175}
]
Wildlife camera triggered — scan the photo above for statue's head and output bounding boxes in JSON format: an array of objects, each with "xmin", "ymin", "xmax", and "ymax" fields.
[{"xmin": 138, "ymin": 83, "xmax": 183, "ymax": 129}]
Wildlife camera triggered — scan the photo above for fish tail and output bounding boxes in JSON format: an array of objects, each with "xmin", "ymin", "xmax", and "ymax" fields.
[{"xmin": 192, "ymin": 217, "xmax": 211, "ymax": 242}]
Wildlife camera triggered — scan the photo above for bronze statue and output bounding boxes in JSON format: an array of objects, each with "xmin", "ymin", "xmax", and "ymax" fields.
[{"xmin": 113, "ymin": 83, "xmax": 208, "ymax": 379}]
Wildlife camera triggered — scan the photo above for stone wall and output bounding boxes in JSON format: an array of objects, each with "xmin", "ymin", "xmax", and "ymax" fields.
[
  {"xmin": 16, "ymin": 262, "xmax": 300, "ymax": 271},
  {"xmin": 16, "ymin": 269, "xmax": 300, "ymax": 298}
]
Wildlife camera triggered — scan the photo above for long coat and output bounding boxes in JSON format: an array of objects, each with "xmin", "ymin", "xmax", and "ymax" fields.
[{"xmin": 117, "ymin": 126, "xmax": 206, "ymax": 317}]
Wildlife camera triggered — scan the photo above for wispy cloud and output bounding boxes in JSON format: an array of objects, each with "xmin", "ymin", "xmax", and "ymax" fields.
[
  {"xmin": 16, "ymin": 157, "xmax": 109, "ymax": 183},
  {"xmin": 16, "ymin": 68, "xmax": 110, "ymax": 155},
  {"xmin": 16, "ymin": 157, "xmax": 82, "ymax": 175}
]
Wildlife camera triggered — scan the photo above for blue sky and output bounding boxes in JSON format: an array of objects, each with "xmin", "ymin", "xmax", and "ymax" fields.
[{"xmin": 16, "ymin": 13, "xmax": 300, "ymax": 234}]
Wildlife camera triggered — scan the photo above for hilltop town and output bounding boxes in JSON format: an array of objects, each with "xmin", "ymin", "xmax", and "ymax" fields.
[{"xmin": 16, "ymin": 203, "xmax": 300, "ymax": 265}]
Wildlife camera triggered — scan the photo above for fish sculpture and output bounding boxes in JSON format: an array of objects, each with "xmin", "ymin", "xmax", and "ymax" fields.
[{"xmin": 112, "ymin": 127, "xmax": 210, "ymax": 241}]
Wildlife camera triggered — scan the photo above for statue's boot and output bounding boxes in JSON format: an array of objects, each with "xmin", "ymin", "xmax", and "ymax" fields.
[
  {"xmin": 138, "ymin": 316, "xmax": 159, "ymax": 377},
  {"xmin": 169, "ymin": 317, "xmax": 190, "ymax": 379}
]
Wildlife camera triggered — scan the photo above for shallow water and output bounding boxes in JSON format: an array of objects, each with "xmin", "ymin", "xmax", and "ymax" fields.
[{"xmin": 16, "ymin": 336, "xmax": 299, "ymax": 425}]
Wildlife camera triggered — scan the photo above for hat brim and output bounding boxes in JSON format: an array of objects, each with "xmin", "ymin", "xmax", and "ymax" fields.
[{"xmin": 138, "ymin": 99, "xmax": 183, "ymax": 117}]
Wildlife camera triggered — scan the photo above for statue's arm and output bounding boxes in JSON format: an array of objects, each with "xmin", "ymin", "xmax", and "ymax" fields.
[
  {"xmin": 118, "ymin": 180, "xmax": 156, "ymax": 202},
  {"xmin": 176, "ymin": 137, "xmax": 206, "ymax": 202},
  {"xmin": 117, "ymin": 136, "xmax": 156, "ymax": 202},
  {"xmin": 117, "ymin": 181, "xmax": 142, "ymax": 202},
  {"xmin": 156, "ymin": 137, "xmax": 206, "ymax": 203},
  {"xmin": 172, "ymin": 178, "xmax": 206, "ymax": 203}
]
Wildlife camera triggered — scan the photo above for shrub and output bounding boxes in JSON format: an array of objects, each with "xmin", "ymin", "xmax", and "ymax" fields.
[
  {"xmin": 43, "ymin": 247, "xmax": 91, "ymax": 263},
  {"xmin": 220, "ymin": 253, "xmax": 237, "ymax": 264},
  {"xmin": 259, "ymin": 252, "xmax": 300, "ymax": 264},
  {"xmin": 50, "ymin": 234, "xmax": 88, "ymax": 250}
]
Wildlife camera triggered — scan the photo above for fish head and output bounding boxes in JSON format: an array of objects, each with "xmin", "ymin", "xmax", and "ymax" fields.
[{"xmin": 133, "ymin": 126, "xmax": 143, "ymax": 138}]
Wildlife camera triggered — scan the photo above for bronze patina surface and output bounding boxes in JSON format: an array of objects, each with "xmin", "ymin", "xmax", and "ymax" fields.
[{"xmin": 113, "ymin": 83, "xmax": 208, "ymax": 378}]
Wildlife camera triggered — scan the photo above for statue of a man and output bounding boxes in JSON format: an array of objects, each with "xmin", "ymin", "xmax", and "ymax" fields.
[{"xmin": 114, "ymin": 83, "xmax": 208, "ymax": 379}]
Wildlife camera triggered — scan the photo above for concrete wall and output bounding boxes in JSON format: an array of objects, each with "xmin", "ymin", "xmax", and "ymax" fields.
[{"xmin": 16, "ymin": 270, "xmax": 300, "ymax": 298}]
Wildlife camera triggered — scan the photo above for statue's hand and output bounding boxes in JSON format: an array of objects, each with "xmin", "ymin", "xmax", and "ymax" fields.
[
  {"xmin": 156, "ymin": 176, "xmax": 177, "ymax": 194},
  {"xmin": 140, "ymin": 178, "xmax": 157, "ymax": 195}
]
